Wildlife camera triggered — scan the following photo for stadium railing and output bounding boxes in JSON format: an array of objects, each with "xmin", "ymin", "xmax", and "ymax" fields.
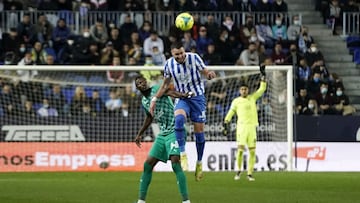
[
  {"xmin": 0, "ymin": 10, "xmax": 302, "ymax": 35},
  {"xmin": 342, "ymin": 12, "xmax": 360, "ymax": 37}
]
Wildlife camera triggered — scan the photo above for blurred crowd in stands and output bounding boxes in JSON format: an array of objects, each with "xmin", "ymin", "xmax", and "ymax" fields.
[{"xmin": 0, "ymin": 0, "xmax": 358, "ymax": 119}]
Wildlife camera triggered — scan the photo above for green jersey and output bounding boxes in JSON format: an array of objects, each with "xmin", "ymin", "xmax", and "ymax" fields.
[{"xmin": 141, "ymin": 85, "xmax": 175, "ymax": 136}]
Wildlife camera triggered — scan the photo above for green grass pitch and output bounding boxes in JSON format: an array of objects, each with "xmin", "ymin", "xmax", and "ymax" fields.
[{"xmin": 0, "ymin": 172, "xmax": 359, "ymax": 203}]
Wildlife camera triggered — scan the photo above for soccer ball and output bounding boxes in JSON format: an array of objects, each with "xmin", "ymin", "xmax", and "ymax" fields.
[
  {"xmin": 99, "ymin": 161, "xmax": 109, "ymax": 169},
  {"xmin": 175, "ymin": 12, "xmax": 194, "ymax": 31}
]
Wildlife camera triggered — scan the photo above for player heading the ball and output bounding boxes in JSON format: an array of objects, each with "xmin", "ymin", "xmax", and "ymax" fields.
[{"xmin": 150, "ymin": 41, "xmax": 216, "ymax": 181}]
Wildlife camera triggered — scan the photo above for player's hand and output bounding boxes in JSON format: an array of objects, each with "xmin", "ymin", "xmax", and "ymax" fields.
[
  {"xmin": 149, "ymin": 97, "xmax": 157, "ymax": 116},
  {"xmin": 207, "ymin": 71, "xmax": 216, "ymax": 80},
  {"xmin": 135, "ymin": 135, "xmax": 142, "ymax": 148},
  {"xmin": 260, "ymin": 65, "xmax": 266, "ymax": 77},
  {"xmin": 222, "ymin": 122, "xmax": 230, "ymax": 136},
  {"xmin": 183, "ymin": 91, "xmax": 194, "ymax": 98}
]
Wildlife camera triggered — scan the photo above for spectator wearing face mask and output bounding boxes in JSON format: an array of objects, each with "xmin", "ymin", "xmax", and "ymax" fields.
[
  {"xmin": 221, "ymin": 16, "xmax": 240, "ymax": 42},
  {"xmin": 59, "ymin": 37, "xmax": 77, "ymax": 64},
  {"xmin": 76, "ymin": 28, "xmax": 95, "ymax": 56},
  {"xmin": 327, "ymin": 73, "xmax": 345, "ymax": 95},
  {"xmin": 304, "ymin": 43, "xmax": 324, "ymax": 69},
  {"xmin": 315, "ymin": 82, "xmax": 336, "ymax": 115},
  {"xmin": 313, "ymin": 63, "xmax": 330, "ymax": 81},
  {"xmin": 306, "ymin": 72, "xmax": 323, "ymax": 98},
  {"xmin": 272, "ymin": 15, "xmax": 288, "ymax": 42},
  {"xmin": 140, "ymin": 55, "xmax": 162, "ymax": 84},
  {"xmin": 301, "ymin": 99, "xmax": 319, "ymax": 116},
  {"xmin": 333, "ymin": 87, "xmax": 356, "ymax": 115},
  {"xmin": 287, "ymin": 15, "xmax": 301, "ymax": 42}
]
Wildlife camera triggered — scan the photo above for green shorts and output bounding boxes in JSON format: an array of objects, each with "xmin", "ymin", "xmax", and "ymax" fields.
[
  {"xmin": 149, "ymin": 132, "xmax": 180, "ymax": 163},
  {"xmin": 236, "ymin": 124, "xmax": 257, "ymax": 148}
]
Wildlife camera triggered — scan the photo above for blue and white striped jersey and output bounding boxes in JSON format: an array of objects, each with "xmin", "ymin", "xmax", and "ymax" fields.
[{"xmin": 164, "ymin": 53, "xmax": 206, "ymax": 96}]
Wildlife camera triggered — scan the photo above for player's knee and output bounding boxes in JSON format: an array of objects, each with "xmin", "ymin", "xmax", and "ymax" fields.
[
  {"xmin": 249, "ymin": 148, "xmax": 256, "ymax": 155},
  {"xmin": 175, "ymin": 114, "xmax": 186, "ymax": 130},
  {"xmin": 195, "ymin": 132, "xmax": 205, "ymax": 143},
  {"xmin": 171, "ymin": 162, "xmax": 182, "ymax": 173},
  {"xmin": 143, "ymin": 162, "xmax": 153, "ymax": 172}
]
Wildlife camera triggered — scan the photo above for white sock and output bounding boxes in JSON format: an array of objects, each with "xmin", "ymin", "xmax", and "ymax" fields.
[
  {"xmin": 182, "ymin": 200, "xmax": 191, "ymax": 203},
  {"xmin": 137, "ymin": 200, "xmax": 145, "ymax": 203}
]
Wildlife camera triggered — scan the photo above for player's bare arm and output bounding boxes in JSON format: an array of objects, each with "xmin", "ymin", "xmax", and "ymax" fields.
[
  {"xmin": 149, "ymin": 77, "xmax": 172, "ymax": 115},
  {"xmin": 134, "ymin": 114, "xmax": 153, "ymax": 148},
  {"xmin": 165, "ymin": 90, "xmax": 194, "ymax": 99},
  {"xmin": 202, "ymin": 68, "xmax": 216, "ymax": 80}
]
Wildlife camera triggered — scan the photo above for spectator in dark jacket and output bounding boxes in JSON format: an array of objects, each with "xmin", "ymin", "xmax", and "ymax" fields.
[{"xmin": 52, "ymin": 18, "xmax": 71, "ymax": 52}]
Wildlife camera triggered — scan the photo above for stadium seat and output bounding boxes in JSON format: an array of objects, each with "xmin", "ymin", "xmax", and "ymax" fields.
[
  {"xmin": 346, "ymin": 36, "xmax": 360, "ymax": 43},
  {"xmin": 73, "ymin": 75, "xmax": 87, "ymax": 83},
  {"xmin": 88, "ymin": 75, "xmax": 106, "ymax": 83},
  {"xmin": 33, "ymin": 103, "xmax": 43, "ymax": 111},
  {"xmin": 98, "ymin": 87, "xmax": 110, "ymax": 103},
  {"xmin": 354, "ymin": 49, "xmax": 360, "ymax": 65},
  {"xmin": 84, "ymin": 87, "xmax": 93, "ymax": 98},
  {"xmin": 45, "ymin": 47, "xmax": 57, "ymax": 60},
  {"xmin": 62, "ymin": 87, "xmax": 75, "ymax": 104}
]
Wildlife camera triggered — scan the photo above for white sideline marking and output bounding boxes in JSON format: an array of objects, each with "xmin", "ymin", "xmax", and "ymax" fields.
[{"xmin": 0, "ymin": 178, "xmax": 73, "ymax": 182}]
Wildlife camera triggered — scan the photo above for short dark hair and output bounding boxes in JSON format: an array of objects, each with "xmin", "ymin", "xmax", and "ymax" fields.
[
  {"xmin": 240, "ymin": 83, "xmax": 248, "ymax": 88},
  {"xmin": 135, "ymin": 75, "xmax": 145, "ymax": 82},
  {"xmin": 171, "ymin": 41, "xmax": 183, "ymax": 50}
]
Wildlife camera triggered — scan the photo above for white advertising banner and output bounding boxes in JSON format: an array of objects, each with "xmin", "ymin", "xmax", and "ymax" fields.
[{"xmin": 153, "ymin": 142, "xmax": 360, "ymax": 172}]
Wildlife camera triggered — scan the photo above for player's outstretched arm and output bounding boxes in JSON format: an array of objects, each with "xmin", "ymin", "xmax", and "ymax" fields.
[
  {"xmin": 150, "ymin": 77, "xmax": 172, "ymax": 115},
  {"xmin": 135, "ymin": 114, "xmax": 153, "ymax": 148},
  {"xmin": 165, "ymin": 90, "xmax": 194, "ymax": 98},
  {"xmin": 253, "ymin": 65, "xmax": 267, "ymax": 99},
  {"xmin": 202, "ymin": 68, "xmax": 216, "ymax": 80}
]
